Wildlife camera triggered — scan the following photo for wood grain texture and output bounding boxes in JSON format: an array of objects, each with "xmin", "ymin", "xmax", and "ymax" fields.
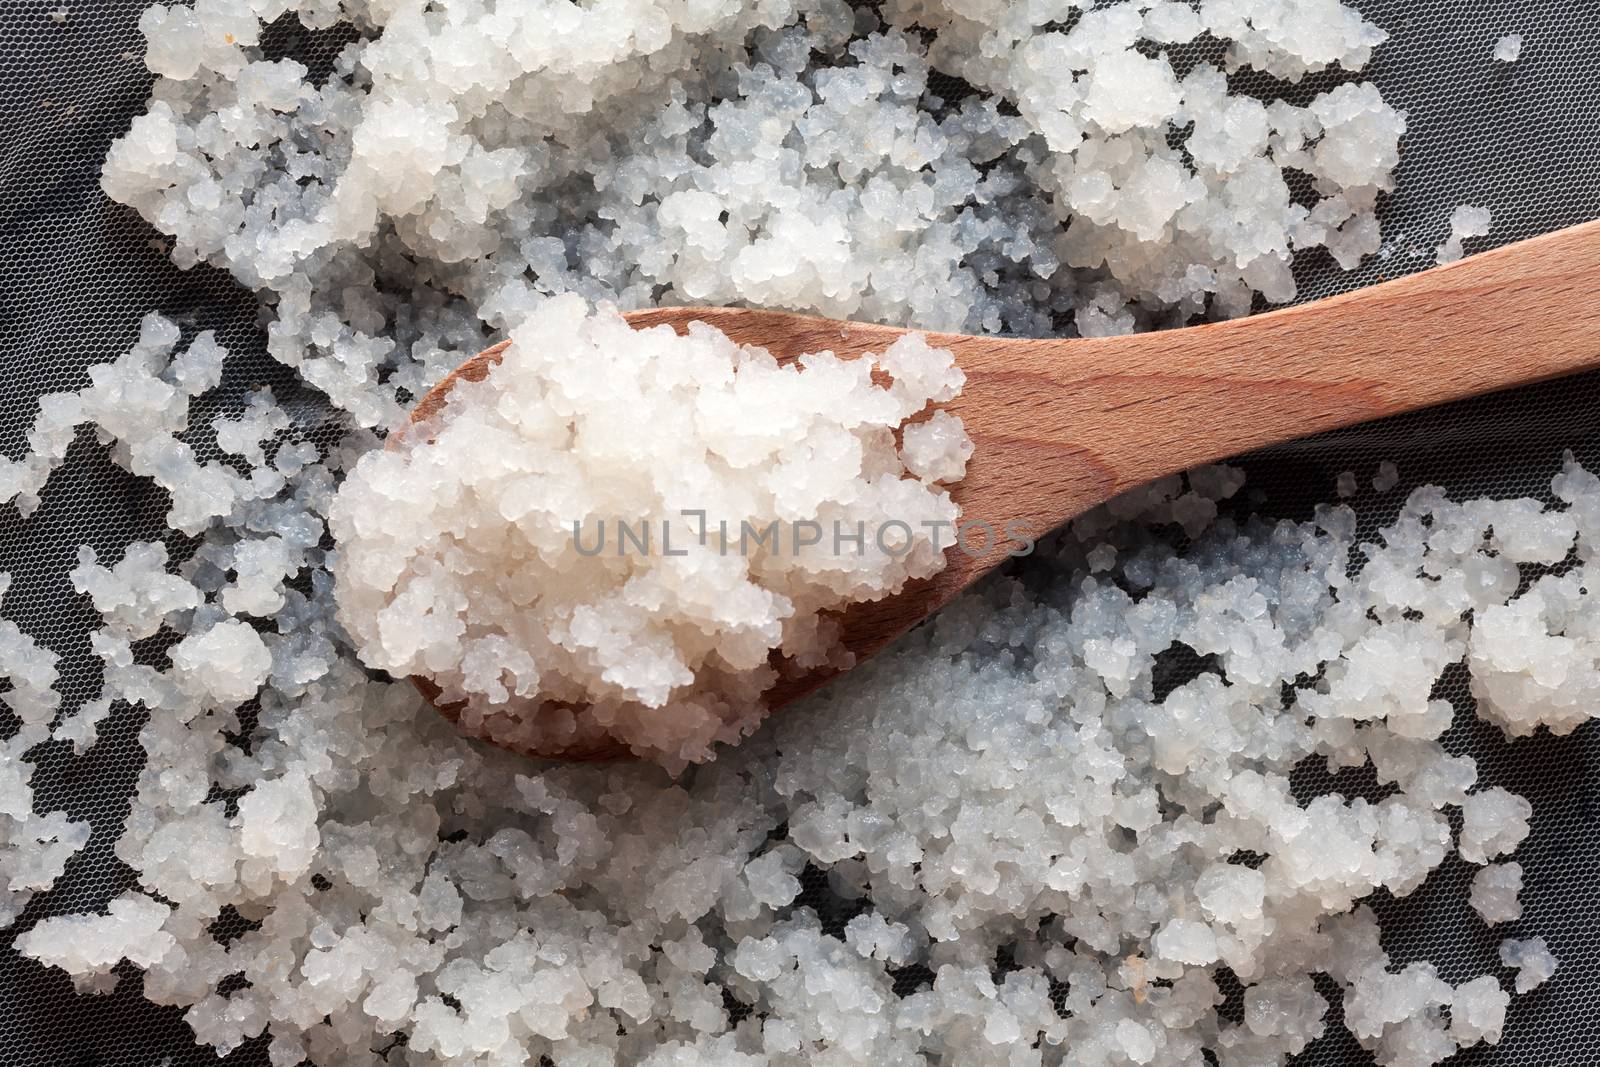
[{"xmin": 407, "ymin": 218, "xmax": 1600, "ymax": 760}]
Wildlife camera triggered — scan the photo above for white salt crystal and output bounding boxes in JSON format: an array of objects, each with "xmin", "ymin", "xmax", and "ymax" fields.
[
  {"xmin": 1195, "ymin": 864, "xmax": 1267, "ymax": 925},
  {"xmin": 17, "ymin": 892, "xmax": 173, "ymax": 977},
  {"xmin": 236, "ymin": 770, "xmax": 319, "ymax": 881},
  {"xmin": 1469, "ymin": 862, "xmax": 1523, "ymax": 925},
  {"xmin": 744, "ymin": 850, "xmax": 802, "ymax": 909},
  {"xmin": 53, "ymin": 697, "xmax": 112, "ymax": 755},
  {"xmin": 72, "ymin": 543, "xmax": 200, "ymax": 640},
  {"xmin": 843, "ymin": 912, "xmax": 914, "ymax": 965},
  {"xmin": 900, "ymin": 410, "xmax": 973, "ymax": 484},
  {"xmin": 1243, "ymin": 976, "xmax": 1326, "ymax": 1052},
  {"xmin": 1494, "ymin": 35, "xmax": 1524, "ymax": 63},
  {"xmin": 1469, "ymin": 587, "xmax": 1599, "ymax": 738},
  {"xmin": 1459, "ymin": 787, "xmax": 1533, "ymax": 864},
  {"xmin": 1500, "ymin": 937, "xmax": 1559, "ymax": 993},
  {"xmin": 1450, "ymin": 975, "xmax": 1509, "ymax": 1045},
  {"xmin": 0, "ymin": 574, "xmax": 63, "ymax": 728},
  {"xmin": 1153, "ymin": 917, "xmax": 1220, "ymax": 965},
  {"xmin": 1116, "ymin": 1018, "xmax": 1157, "ymax": 1063},
  {"xmin": 1436, "ymin": 205, "xmax": 1493, "ymax": 264},
  {"xmin": 168, "ymin": 619, "xmax": 271, "ymax": 707},
  {"xmin": 166, "ymin": 330, "xmax": 228, "ymax": 396}
]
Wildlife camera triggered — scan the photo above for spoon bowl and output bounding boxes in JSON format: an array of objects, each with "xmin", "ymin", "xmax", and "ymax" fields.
[{"xmin": 409, "ymin": 219, "xmax": 1600, "ymax": 760}]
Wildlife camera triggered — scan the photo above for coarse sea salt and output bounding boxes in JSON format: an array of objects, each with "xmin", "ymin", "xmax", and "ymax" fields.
[
  {"xmin": 330, "ymin": 297, "xmax": 969, "ymax": 766},
  {"xmin": 1469, "ymin": 861, "xmax": 1524, "ymax": 925},
  {"xmin": 1436, "ymin": 205, "xmax": 1494, "ymax": 265},
  {"xmin": 96, "ymin": 0, "xmax": 1406, "ymax": 431},
  {"xmin": 11, "ymin": 431, "xmax": 1595, "ymax": 1065},
  {"xmin": 0, "ymin": 1, "xmax": 1583, "ymax": 1064},
  {"xmin": 1500, "ymin": 936, "xmax": 1560, "ymax": 994}
]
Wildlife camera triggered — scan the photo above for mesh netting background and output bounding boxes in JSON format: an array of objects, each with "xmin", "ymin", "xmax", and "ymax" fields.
[{"xmin": 1, "ymin": 0, "xmax": 1598, "ymax": 1063}]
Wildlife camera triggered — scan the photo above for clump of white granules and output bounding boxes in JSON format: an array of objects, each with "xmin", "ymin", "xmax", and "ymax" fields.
[
  {"xmin": 1470, "ymin": 862, "xmax": 1524, "ymax": 924},
  {"xmin": 1436, "ymin": 204, "xmax": 1494, "ymax": 264},
  {"xmin": 1501, "ymin": 937, "xmax": 1559, "ymax": 993},
  {"xmin": 329, "ymin": 297, "xmax": 969, "ymax": 764},
  {"xmin": 98, "ymin": 0, "xmax": 1405, "ymax": 428},
  {"xmin": 0, "ymin": 573, "xmax": 90, "ymax": 928},
  {"xmin": 4, "ymin": 402, "xmax": 1586, "ymax": 1064}
]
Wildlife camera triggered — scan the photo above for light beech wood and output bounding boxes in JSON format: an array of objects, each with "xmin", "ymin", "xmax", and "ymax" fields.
[{"xmin": 408, "ymin": 219, "xmax": 1600, "ymax": 760}]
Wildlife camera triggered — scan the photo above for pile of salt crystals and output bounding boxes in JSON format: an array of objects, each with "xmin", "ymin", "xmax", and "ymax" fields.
[
  {"xmin": 100, "ymin": 0, "xmax": 1405, "ymax": 430},
  {"xmin": 0, "ymin": 575, "xmax": 90, "ymax": 929},
  {"xmin": 329, "ymin": 296, "xmax": 970, "ymax": 765},
  {"xmin": 0, "ymin": 0, "xmax": 1583, "ymax": 1062},
  {"xmin": 1, "ymin": 322, "xmax": 1586, "ymax": 1060}
]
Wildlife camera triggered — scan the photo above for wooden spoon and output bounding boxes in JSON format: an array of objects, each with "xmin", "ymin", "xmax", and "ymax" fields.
[{"xmin": 410, "ymin": 219, "xmax": 1600, "ymax": 760}]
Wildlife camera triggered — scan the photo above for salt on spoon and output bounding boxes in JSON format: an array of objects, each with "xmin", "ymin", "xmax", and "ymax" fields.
[{"xmin": 403, "ymin": 219, "xmax": 1600, "ymax": 760}]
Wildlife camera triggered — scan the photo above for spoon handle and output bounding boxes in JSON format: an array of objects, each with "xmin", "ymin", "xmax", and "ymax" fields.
[
  {"xmin": 1018, "ymin": 216, "xmax": 1600, "ymax": 492},
  {"xmin": 635, "ymin": 219, "xmax": 1600, "ymax": 516}
]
